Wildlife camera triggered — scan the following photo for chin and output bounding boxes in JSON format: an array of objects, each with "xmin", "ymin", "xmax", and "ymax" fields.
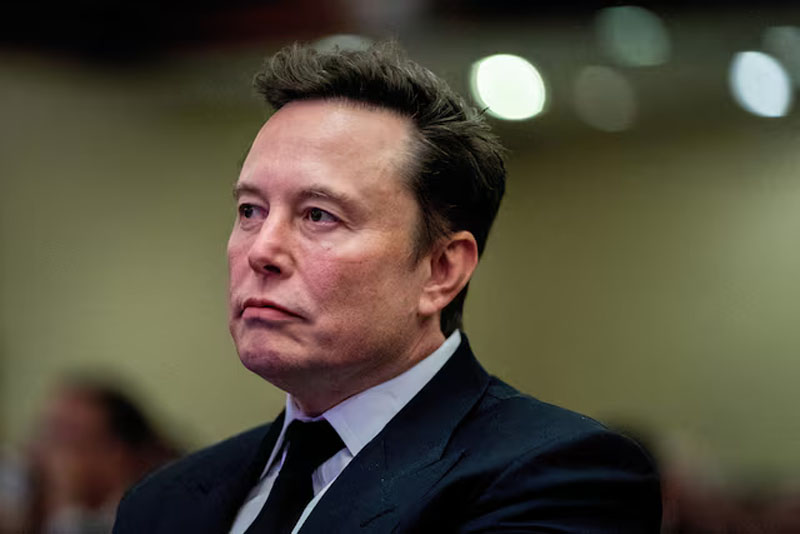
[
  {"xmin": 239, "ymin": 343, "xmax": 285, "ymax": 373},
  {"xmin": 236, "ymin": 339, "xmax": 311, "ymax": 386}
]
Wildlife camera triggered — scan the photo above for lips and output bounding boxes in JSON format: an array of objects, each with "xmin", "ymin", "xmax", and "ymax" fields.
[{"xmin": 240, "ymin": 298, "xmax": 304, "ymax": 320}]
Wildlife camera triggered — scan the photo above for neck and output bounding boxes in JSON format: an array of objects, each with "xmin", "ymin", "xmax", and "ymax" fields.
[{"xmin": 291, "ymin": 327, "xmax": 447, "ymax": 417}]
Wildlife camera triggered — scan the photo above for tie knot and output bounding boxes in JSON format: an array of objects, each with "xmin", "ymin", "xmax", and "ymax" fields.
[
  {"xmin": 243, "ymin": 420, "xmax": 344, "ymax": 534},
  {"xmin": 284, "ymin": 419, "xmax": 344, "ymax": 471}
]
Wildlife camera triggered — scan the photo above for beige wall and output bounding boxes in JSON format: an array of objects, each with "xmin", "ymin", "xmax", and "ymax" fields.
[
  {"xmin": 468, "ymin": 128, "xmax": 800, "ymax": 480},
  {"xmin": 2, "ymin": 48, "xmax": 799, "ymax": 482},
  {"xmin": 0, "ymin": 52, "xmax": 280, "ymax": 449}
]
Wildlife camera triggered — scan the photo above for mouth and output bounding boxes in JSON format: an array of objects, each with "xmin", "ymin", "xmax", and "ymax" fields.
[{"xmin": 239, "ymin": 298, "xmax": 304, "ymax": 321}]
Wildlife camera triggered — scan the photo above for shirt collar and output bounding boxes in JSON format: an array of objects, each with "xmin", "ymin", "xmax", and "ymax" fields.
[{"xmin": 282, "ymin": 330, "xmax": 461, "ymax": 457}]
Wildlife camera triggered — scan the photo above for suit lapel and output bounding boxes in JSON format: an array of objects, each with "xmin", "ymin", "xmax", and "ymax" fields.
[
  {"xmin": 299, "ymin": 337, "xmax": 490, "ymax": 533},
  {"xmin": 173, "ymin": 412, "xmax": 286, "ymax": 532}
]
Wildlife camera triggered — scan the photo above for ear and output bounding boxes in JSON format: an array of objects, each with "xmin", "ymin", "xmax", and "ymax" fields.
[{"xmin": 418, "ymin": 231, "xmax": 479, "ymax": 317}]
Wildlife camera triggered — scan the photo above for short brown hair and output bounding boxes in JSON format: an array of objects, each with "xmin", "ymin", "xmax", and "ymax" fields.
[{"xmin": 254, "ymin": 41, "xmax": 506, "ymax": 336}]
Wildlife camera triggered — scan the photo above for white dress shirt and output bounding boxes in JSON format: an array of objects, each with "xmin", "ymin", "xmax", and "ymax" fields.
[{"xmin": 229, "ymin": 330, "xmax": 462, "ymax": 534}]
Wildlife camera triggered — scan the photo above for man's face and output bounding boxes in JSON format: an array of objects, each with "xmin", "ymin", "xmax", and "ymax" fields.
[{"xmin": 227, "ymin": 100, "xmax": 433, "ymax": 396}]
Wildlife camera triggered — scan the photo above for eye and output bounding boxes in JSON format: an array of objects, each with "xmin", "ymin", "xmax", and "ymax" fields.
[
  {"xmin": 239, "ymin": 204, "xmax": 256, "ymax": 218},
  {"xmin": 306, "ymin": 207, "xmax": 339, "ymax": 224},
  {"xmin": 238, "ymin": 203, "xmax": 266, "ymax": 219},
  {"xmin": 236, "ymin": 203, "xmax": 266, "ymax": 228}
]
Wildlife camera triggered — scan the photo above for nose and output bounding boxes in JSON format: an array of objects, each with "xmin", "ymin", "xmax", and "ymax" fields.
[{"xmin": 246, "ymin": 214, "xmax": 293, "ymax": 277}]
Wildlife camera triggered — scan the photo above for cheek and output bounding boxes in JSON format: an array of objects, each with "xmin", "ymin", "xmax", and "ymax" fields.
[
  {"xmin": 300, "ymin": 246, "xmax": 370, "ymax": 307},
  {"xmin": 302, "ymin": 256, "xmax": 361, "ymax": 307},
  {"xmin": 302, "ymin": 247, "xmax": 415, "ymax": 317},
  {"xmin": 227, "ymin": 240, "xmax": 249, "ymax": 282}
]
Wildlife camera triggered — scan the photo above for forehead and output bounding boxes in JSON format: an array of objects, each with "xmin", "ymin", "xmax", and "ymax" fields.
[{"xmin": 242, "ymin": 99, "xmax": 414, "ymax": 186}]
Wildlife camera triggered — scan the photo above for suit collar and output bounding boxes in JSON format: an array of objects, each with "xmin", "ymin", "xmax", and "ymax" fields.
[
  {"xmin": 320, "ymin": 329, "xmax": 462, "ymax": 458},
  {"xmin": 299, "ymin": 334, "xmax": 490, "ymax": 532},
  {"xmin": 174, "ymin": 412, "xmax": 285, "ymax": 532},
  {"xmin": 169, "ymin": 335, "xmax": 488, "ymax": 533}
]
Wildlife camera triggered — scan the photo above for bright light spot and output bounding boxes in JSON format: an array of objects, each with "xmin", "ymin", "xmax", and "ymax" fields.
[
  {"xmin": 729, "ymin": 51, "xmax": 793, "ymax": 118},
  {"xmin": 596, "ymin": 6, "xmax": 671, "ymax": 67},
  {"xmin": 573, "ymin": 66, "xmax": 637, "ymax": 132},
  {"xmin": 470, "ymin": 54, "xmax": 546, "ymax": 121},
  {"xmin": 313, "ymin": 34, "xmax": 373, "ymax": 53},
  {"xmin": 763, "ymin": 26, "xmax": 800, "ymax": 86}
]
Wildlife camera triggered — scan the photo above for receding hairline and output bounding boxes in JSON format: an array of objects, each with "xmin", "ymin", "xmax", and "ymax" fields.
[
  {"xmin": 267, "ymin": 96, "xmax": 424, "ymax": 183},
  {"xmin": 273, "ymin": 94, "xmax": 410, "ymax": 118}
]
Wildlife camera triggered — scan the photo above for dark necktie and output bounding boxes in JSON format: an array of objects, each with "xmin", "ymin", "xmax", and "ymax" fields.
[{"xmin": 244, "ymin": 419, "xmax": 345, "ymax": 534}]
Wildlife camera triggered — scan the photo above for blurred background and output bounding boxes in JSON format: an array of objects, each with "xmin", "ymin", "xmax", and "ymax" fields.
[{"xmin": 2, "ymin": 0, "xmax": 800, "ymax": 532}]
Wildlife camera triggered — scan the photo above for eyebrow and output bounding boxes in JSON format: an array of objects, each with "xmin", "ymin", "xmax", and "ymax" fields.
[
  {"xmin": 232, "ymin": 183, "xmax": 362, "ymax": 215},
  {"xmin": 232, "ymin": 182, "xmax": 261, "ymax": 200},
  {"xmin": 298, "ymin": 186, "xmax": 359, "ymax": 211}
]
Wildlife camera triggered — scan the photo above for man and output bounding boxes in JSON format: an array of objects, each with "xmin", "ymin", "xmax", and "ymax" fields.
[{"xmin": 114, "ymin": 42, "xmax": 661, "ymax": 533}]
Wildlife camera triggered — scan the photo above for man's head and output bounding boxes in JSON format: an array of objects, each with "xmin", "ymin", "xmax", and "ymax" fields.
[
  {"xmin": 254, "ymin": 42, "xmax": 506, "ymax": 335},
  {"xmin": 227, "ymin": 42, "xmax": 505, "ymax": 414}
]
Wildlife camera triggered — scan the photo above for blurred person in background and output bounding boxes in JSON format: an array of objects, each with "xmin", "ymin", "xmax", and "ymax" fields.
[
  {"xmin": 658, "ymin": 438, "xmax": 800, "ymax": 534},
  {"xmin": 2, "ymin": 377, "xmax": 179, "ymax": 534},
  {"xmin": 612, "ymin": 424, "xmax": 800, "ymax": 533}
]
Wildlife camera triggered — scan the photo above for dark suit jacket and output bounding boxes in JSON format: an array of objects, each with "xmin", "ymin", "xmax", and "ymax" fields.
[{"xmin": 114, "ymin": 337, "xmax": 661, "ymax": 533}]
